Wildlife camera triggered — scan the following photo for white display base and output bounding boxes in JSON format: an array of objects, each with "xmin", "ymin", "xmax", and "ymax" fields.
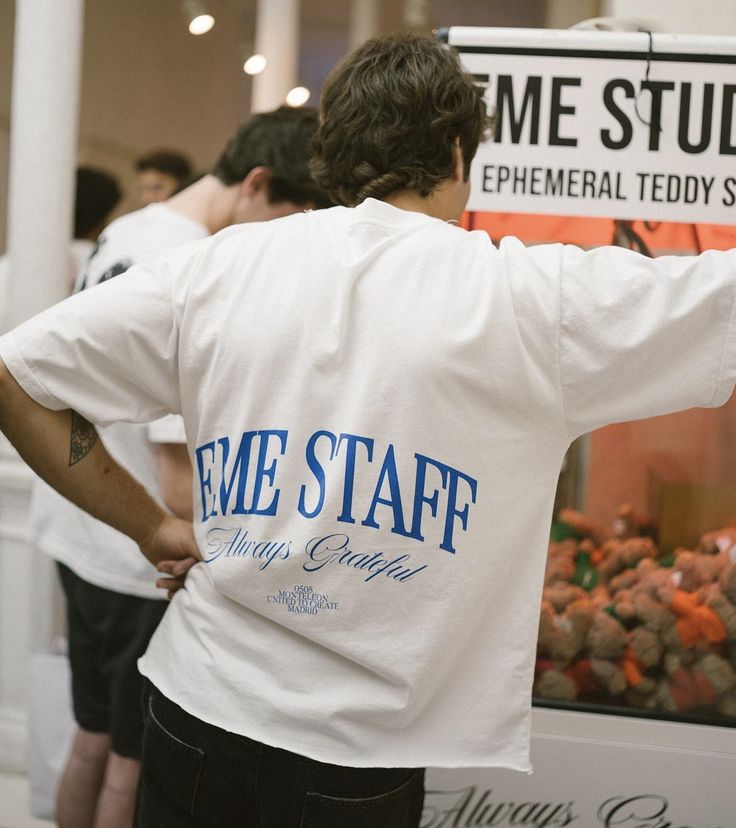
[{"xmin": 424, "ymin": 707, "xmax": 734, "ymax": 827}]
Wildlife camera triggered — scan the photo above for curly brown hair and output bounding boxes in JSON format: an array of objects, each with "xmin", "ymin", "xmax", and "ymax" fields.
[{"xmin": 310, "ymin": 33, "xmax": 492, "ymax": 206}]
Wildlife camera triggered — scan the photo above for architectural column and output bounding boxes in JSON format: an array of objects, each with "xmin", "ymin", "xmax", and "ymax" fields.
[
  {"xmin": 251, "ymin": 0, "xmax": 300, "ymax": 112},
  {"xmin": 349, "ymin": 0, "xmax": 380, "ymax": 50},
  {"xmin": 0, "ymin": 0, "xmax": 85, "ymax": 772}
]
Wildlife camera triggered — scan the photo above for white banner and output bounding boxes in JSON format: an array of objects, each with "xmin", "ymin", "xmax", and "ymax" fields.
[
  {"xmin": 423, "ymin": 708, "xmax": 734, "ymax": 827},
  {"xmin": 450, "ymin": 27, "xmax": 736, "ymax": 224}
]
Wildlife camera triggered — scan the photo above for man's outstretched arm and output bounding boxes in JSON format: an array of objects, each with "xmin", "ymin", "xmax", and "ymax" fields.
[{"xmin": 0, "ymin": 358, "xmax": 200, "ymax": 575}]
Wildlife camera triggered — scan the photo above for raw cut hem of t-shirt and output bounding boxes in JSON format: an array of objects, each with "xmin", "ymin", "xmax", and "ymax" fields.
[
  {"xmin": 0, "ymin": 335, "xmax": 66, "ymax": 411},
  {"xmin": 45, "ymin": 540, "xmax": 165, "ymax": 601},
  {"xmin": 137, "ymin": 666, "xmax": 532, "ymax": 773}
]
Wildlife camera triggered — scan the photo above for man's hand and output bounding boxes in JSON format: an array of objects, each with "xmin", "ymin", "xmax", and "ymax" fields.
[
  {"xmin": 156, "ymin": 561, "xmax": 194, "ymax": 599},
  {"xmin": 140, "ymin": 513, "xmax": 201, "ymax": 599}
]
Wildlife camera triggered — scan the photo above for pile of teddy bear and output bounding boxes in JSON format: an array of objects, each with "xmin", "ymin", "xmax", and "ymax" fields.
[{"xmin": 535, "ymin": 505, "xmax": 736, "ymax": 718}]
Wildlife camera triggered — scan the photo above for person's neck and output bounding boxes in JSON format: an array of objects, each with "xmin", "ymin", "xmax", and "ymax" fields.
[
  {"xmin": 165, "ymin": 174, "xmax": 237, "ymax": 234},
  {"xmin": 382, "ymin": 184, "xmax": 460, "ymax": 223}
]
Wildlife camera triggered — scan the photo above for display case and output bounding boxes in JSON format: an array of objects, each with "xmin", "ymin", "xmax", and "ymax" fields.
[{"xmin": 539, "ymin": 411, "xmax": 736, "ymax": 726}]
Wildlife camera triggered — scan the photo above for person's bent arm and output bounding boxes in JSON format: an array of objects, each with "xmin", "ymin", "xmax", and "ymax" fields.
[{"xmin": 0, "ymin": 358, "xmax": 199, "ymax": 574}]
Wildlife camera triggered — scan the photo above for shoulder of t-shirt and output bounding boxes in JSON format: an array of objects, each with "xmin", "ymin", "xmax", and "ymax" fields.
[
  {"xmin": 146, "ymin": 203, "xmax": 208, "ymax": 235},
  {"xmin": 104, "ymin": 203, "xmax": 206, "ymax": 243},
  {"xmin": 200, "ymin": 206, "xmax": 349, "ymax": 252},
  {"xmin": 495, "ymin": 234, "xmax": 570, "ymax": 259},
  {"xmin": 101, "ymin": 205, "xmax": 207, "ymax": 265}
]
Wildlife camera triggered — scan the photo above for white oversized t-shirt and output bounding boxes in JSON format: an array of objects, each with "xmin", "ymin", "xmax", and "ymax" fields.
[
  {"xmin": 29, "ymin": 203, "xmax": 207, "ymax": 599},
  {"xmin": 2, "ymin": 199, "xmax": 735, "ymax": 768}
]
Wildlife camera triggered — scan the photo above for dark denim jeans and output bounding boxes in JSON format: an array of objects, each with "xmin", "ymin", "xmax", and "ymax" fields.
[{"xmin": 136, "ymin": 685, "xmax": 425, "ymax": 827}]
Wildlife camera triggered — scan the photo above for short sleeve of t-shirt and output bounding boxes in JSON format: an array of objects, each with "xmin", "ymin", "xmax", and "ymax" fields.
[
  {"xmin": 556, "ymin": 244, "xmax": 736, "ymax": 438},
  {"xmin": 0, "ymin": 254, "xmax": 180, "ymax": 426}
]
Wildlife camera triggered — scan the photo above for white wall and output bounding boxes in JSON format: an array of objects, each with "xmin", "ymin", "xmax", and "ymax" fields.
[
  {"xmin": 76, "ymin": 0, "xmax": 255, "ymax": 216},
  {"xmin": 605, "ymin": 0, "xmax": 736, "ymax": 34}
]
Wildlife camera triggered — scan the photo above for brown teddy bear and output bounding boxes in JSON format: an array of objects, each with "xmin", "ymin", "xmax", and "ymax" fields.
[
  {"xmin": 670, "ymin": 549, "xmax": 721, "ymax": 594},
  {"xmin": 542, "ymin": 581, "xmax": 588, "ymax": 614},
  {"xmin": 613, "ymin": 503, "xmax": 656, "ymax": 541},
  {"xmin": 608, "ymin": 567, "xmax": 642, "ymax": 594},
  {"xmin": 704, "ymin": 582, "xmax": 736, "ymax": 641},
  {"xmin": 720, "ymin": 559, "xmax": 736, "ymax": 606},
  {"xmin": 533, "ymin": 665, "xmax": 578, "ymax": 701},
  {"xmin": 598, "ymin": 537, "xmax": 657, "ymax": 584},
  {"xmin": 606, "ymin": 587, "xmax": 637, "ymax": 625},
  {"xmin": 632, "ymin": 589, "xmax": 677, "ymax": 638},
  {"xmin": 698, "ymin": 526, "xmax": 736, "ymax": 557},
  {"xmin": 656, "ymin": 652, "xmax": 736, "ymax": 713},
  {"xmin": 586, "ymin": 612, "xmax": 629, "ymax": 696},
  {"xmin": 632, "ymin": 558, "xmax": 672, "ymax": 594},
  {"xmin": 537, "ymin": 598, "xmax": 597, "ymax": 668},
  {"xmin": 627, "ymin": 626, "xmax": 663, "ymax": 674},
  {"xmin": 557, "ymin": 508, "xmax": 606, "ymax": 545},
  {"xmin": 544, "ymin": 539, "xmax": 577, "ymax": 585},
  {"xmin": 535, "ymin": 596, "xmax": 598, "ymax": 702},
  {"xmin": 656, "ymin": 581, "xmax": 726, "ymax": 651}
]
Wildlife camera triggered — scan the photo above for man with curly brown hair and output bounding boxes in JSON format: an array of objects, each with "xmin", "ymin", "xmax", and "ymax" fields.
[{"xmin": 1, "ymin": 32, "xmax": 736, "ymax": 827}]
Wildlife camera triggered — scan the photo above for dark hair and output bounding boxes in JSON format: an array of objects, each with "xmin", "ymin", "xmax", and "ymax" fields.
[
  {"xmin": 212, "ymin": 106, "xmax": 330, "ymax": 208},
  {"xmin": 311, "ymin": 33, "xmax": 492, "ymax": 206},
  {"xmin": 135, "ymin": 150, "xmax": 193, "ymax": 182},
  {"xmin": 74, "ymin": 167, "xmax": 122, "ymax": 239}
]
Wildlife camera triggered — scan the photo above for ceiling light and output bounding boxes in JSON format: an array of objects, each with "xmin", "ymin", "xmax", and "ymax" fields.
[
  {"xmin": 189, "ymin": 14, "xmax": 214, "ymax": 35},
  {"xmin": 243, "ymin": 54, "xmax": 267, "ymax": 75},
  {"xmin": 182, "ymin": 0, "xmax": 215, "ymax": 36},
  {"xmin": 286, "ymin": 86, "xmax": 310, "ymax": 107}
]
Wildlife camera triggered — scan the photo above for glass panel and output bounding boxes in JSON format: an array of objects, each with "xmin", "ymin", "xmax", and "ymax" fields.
[{"xmin": 541, "ymin": 405, "xmax": 736, "ymax": 726}]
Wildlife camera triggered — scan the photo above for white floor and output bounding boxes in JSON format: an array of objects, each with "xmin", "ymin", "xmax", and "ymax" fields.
[{"xmin": 0, "ymin": 773, "xmax": 53, "ymax": 828}]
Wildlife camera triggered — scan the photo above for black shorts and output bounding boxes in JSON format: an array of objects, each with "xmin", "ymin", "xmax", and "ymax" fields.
[{"xmin": 57, "ymin": 562, "xmax": 168, "ymax": 759}]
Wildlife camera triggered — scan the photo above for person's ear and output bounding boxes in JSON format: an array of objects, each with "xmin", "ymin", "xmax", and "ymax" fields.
[{"xmin": 240, "ymin": 166, "xmax": 271, "ymax": 198}]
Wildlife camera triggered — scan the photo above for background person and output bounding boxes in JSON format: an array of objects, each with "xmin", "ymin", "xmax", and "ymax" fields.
[
  {"xmin": 70, "ymin": 166, "xmax": 123, "ymax": 286},
  {"xmin": 134, "ymin": 148, "xmax": 193, "ymax": 207},
  {"xmin": 28, "ymin": 106, "xmax": 327, "ymax": 828}
]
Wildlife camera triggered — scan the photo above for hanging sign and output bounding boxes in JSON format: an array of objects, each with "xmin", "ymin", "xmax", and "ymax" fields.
[{"xmin": 448, "ymin": 27, "xmax": 736, "ymax": 224}]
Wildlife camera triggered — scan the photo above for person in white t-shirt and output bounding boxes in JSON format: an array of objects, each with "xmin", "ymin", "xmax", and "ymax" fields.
[
  {"xmin": 1, "ymin": 33, "xmax": 736, "ymax": 827},
  {"xmin": 28, "ymin": 106, "xmax": 328, "ymax": 828}
]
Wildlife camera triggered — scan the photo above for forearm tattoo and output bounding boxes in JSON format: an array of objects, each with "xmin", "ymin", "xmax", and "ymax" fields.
[{"xmin": 69, "ymin": 411, "xmax": 98, "ymax": 466}]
